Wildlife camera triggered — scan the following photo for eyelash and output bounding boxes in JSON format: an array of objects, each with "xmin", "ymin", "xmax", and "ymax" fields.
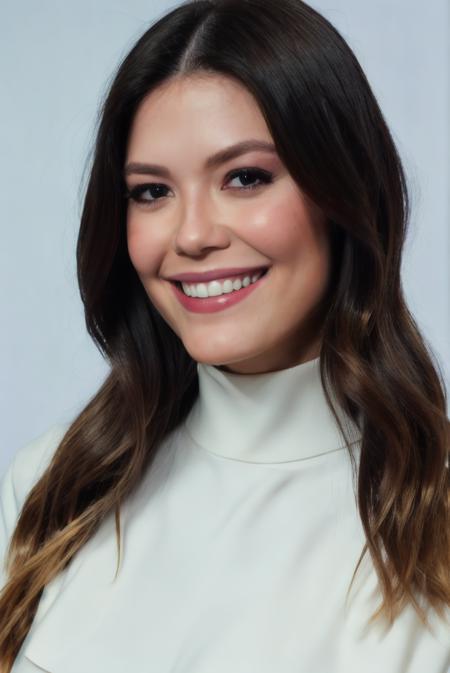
[{"xmin": 124, "ymin": 167, "xmax": 273, "ymax": 207}]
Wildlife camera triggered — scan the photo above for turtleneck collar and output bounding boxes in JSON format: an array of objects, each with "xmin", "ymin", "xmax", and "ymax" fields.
[{"xmin": 183, "ymin": 355, "xmax": 362, "ymax": 464}]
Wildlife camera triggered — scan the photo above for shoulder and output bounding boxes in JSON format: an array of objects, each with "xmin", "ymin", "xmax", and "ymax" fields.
[{"xmin": 0, "ymin": 423, "xmax": 70, "ymax": 582}]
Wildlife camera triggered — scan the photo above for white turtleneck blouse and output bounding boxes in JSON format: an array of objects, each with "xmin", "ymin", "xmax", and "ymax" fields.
[{"xmin": 1, "ymin": 356, "xmax": 449, "ymax": 673}]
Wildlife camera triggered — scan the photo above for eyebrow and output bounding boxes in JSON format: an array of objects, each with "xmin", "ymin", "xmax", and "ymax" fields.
[{"xmin": 123, "ymin": 139, "xmax": 277, "ymax": 178}]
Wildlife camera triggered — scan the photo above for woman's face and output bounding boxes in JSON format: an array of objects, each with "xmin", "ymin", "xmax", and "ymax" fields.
[{"xmin": 125, "ymin": 73, "xmax": 331, "ymax": 374}]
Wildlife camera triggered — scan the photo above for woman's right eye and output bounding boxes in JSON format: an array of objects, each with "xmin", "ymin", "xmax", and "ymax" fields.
[{"xmin": 126, "ymin": 183, "xmax": 170, "ymax": 206}]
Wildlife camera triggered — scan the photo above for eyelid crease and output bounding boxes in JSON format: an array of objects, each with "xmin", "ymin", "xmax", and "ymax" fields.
[{"xmin": 125, "ymin": 167, "xmax": 273, "ymax": 205}]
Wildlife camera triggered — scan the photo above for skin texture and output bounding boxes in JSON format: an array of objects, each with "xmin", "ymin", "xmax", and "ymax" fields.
[{"xmin": 125, "ymin": 74, "xmax": 331, "ymax": 374}]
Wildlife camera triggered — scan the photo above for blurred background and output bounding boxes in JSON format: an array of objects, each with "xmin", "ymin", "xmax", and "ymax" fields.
[{"xmin": 1, "ymin": 0, "xmax": 449, "ymax": 475}]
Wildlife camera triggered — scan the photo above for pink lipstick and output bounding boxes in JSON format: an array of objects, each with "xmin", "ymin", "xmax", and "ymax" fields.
[{"xmin": 169, "ymin": 269, "xmax": 270, "ymax": 314}]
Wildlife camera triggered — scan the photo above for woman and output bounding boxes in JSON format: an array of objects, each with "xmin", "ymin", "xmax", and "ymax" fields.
[{"xmin": 0, "ymin": 0, "xmax": 449, "ymax": 671}]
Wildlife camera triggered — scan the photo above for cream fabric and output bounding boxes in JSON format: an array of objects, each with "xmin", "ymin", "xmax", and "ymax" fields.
[{"xmin": 1, "ymin": 356, "xmax": 449, "ymax": 672}]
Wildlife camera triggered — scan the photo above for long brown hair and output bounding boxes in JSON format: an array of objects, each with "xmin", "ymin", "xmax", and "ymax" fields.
[{"xmin": 1, "ymin": 0, "xmax": 449, "ymax": 669}]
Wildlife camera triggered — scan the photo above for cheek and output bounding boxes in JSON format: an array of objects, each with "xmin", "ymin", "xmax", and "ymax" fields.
[
  {"xmin": 126, "ymin": 216, "xmax": 163, "ymax": 276},
  {"xmin": 245, "ymin": 188, "xmax": 328, "ymax": 263}
]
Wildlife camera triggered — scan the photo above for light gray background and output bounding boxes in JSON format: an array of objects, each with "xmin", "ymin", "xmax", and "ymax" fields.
[{"xmin": 1, "ymin": 0, "xmax": 449, "ymax": 476}]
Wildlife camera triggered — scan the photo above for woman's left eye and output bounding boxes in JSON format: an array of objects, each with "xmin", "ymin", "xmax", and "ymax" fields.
[{"xmin": 225, "ymin": 167, "xmax": 273, "ymax": 190}]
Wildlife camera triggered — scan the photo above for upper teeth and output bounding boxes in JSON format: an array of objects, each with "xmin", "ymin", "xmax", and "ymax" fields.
[{"xmin": 181, "ymin": 271, "xmax": 265, "ymax": 298}]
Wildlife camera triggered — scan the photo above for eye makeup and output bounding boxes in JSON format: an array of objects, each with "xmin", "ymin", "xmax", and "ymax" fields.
[{"xmin": 125, "ymin": 167, "xmax": 274, "ymax": 207}]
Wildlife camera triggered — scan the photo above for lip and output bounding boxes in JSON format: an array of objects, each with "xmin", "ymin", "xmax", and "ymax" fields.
[
  {"xmin": 165, "ymin": 266, "xmax": 270, "ymax": 283},
  {"xmin": 169, "ymin": 267, "xmax": 270, "ymax": 314}
]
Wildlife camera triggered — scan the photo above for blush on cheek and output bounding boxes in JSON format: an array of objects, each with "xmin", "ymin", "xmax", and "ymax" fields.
[
  {"xmin": 126, "ymin": 232, "xmax": 141, "ymax": 269},
  {"xmin": 250, "ymin": 201, "xmax": 312, "ymax": 259},
  {"xmin": 127, "ymin": 214, "xmax": 171, "ymax": 273},
  {"xmin": 126, "ymin": 233, "xmax": 151, "ymax": 274}
]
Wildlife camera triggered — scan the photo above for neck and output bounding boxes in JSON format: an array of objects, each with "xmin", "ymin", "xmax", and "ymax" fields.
[{"xmin": 184, "ymin": 355, "xmax": 362, "ymax": 464}]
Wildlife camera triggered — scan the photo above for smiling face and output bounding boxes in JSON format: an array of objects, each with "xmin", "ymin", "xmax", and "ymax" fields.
[{"xmin": 125, "ymin": 73, "xmax": 331, "ymax": 374}]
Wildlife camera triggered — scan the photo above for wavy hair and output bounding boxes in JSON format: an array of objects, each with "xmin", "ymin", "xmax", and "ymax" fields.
[{"xmin": 1, "ymin": 0, "xmax": 449, "ymax": 669}]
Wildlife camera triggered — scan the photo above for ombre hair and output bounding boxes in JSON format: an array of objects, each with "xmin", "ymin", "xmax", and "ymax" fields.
[{"xmin": 1, "ymin": 1, "xmax": 449, "ymax": 669}]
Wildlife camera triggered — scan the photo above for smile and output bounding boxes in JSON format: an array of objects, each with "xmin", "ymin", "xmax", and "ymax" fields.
[
  {"xmin": 179, "ymin": 268, "xmax": 267, "ymax": 298},
  {"xmin": 169, "ymin": 268, "xmax": 270, "ymax": 314}
]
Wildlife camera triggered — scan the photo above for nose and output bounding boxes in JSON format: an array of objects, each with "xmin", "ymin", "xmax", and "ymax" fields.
[{"xmin": 172, "ymin": 192, "xmax": 231, "ymax": 257}]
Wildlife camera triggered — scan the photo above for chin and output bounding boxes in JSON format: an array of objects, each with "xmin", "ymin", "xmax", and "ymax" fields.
[
  {"xmin": 188, "ymin": 352, "xmax": 232, "ymax": 367},
  {"xmin": 183, "ymin": 345, "xmax": 243, "ymax": 368}
]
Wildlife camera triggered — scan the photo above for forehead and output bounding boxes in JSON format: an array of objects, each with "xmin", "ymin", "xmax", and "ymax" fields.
[{"xmin": 126, "ymin": 73, "xmax": 272, "ymax": 162}]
